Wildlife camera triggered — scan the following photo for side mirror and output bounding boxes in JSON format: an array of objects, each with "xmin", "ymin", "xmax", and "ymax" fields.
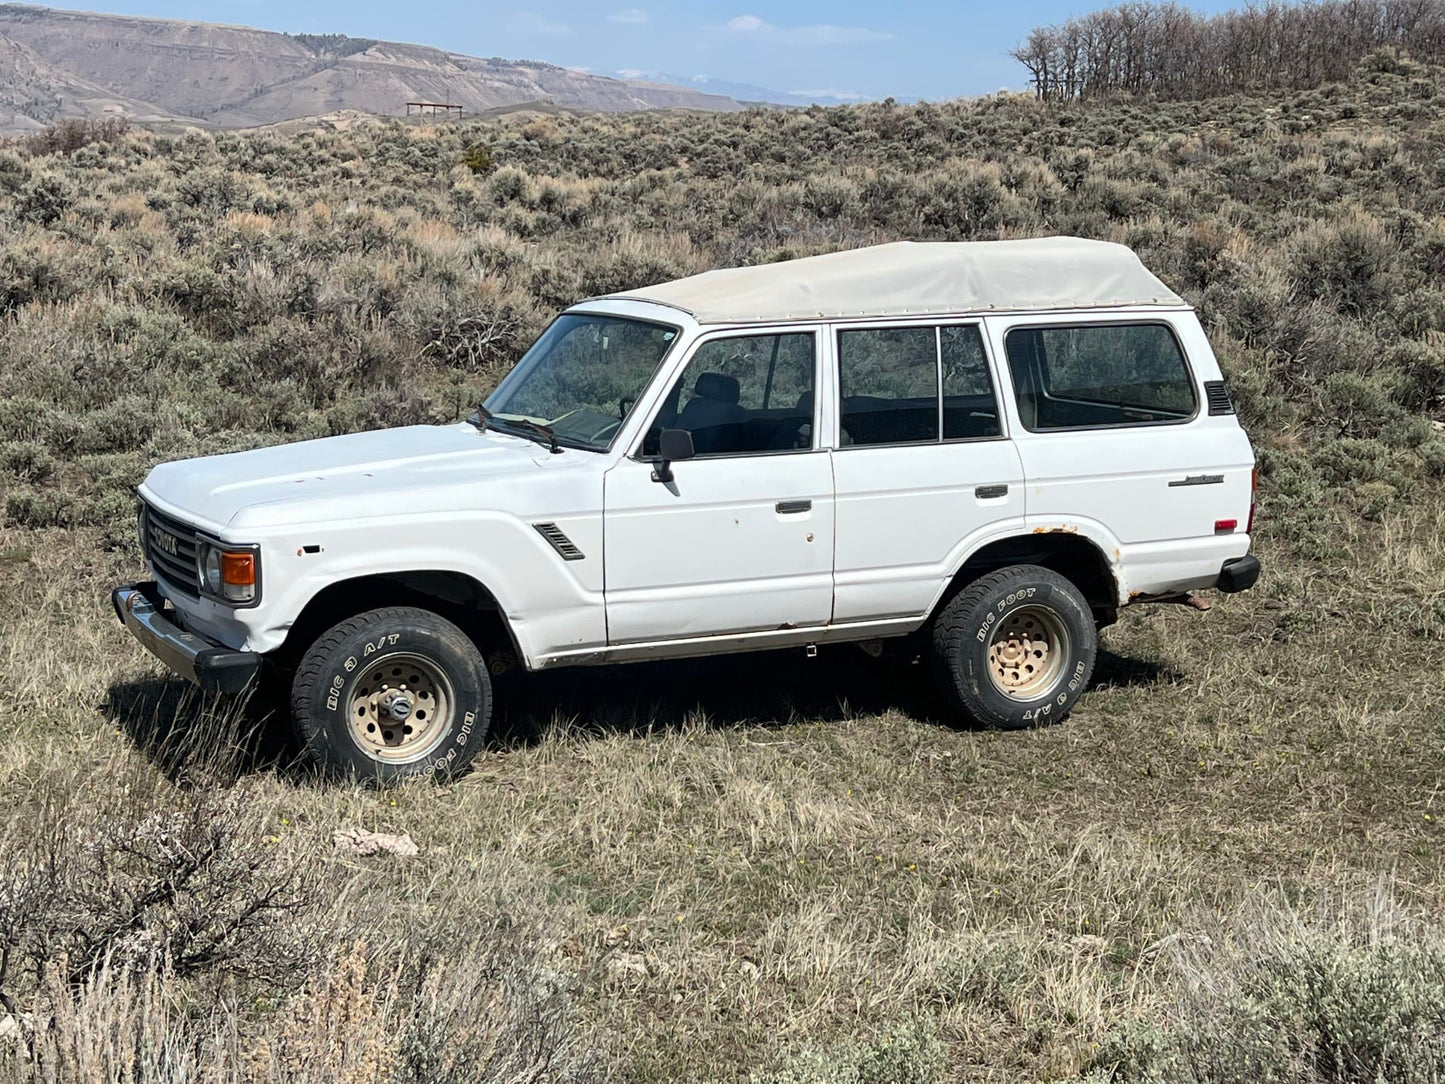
[{"xmin": 651, "ymin": 428, "xmax": 695, "ymax": 484}]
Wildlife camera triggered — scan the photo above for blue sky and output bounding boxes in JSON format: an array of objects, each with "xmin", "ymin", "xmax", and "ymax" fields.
[{"xmin": 44, "ymin": 0, "xmax": 1243, "ymax": 101}]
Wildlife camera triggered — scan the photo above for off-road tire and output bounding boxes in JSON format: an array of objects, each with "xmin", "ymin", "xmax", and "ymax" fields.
[
  {"xmin": 291, "ymin": 606, "xmax": 491, "ymax": 783},
  {"xmin": 931, "ymin": 564, "xmax": 1097, "ymax": 730}
]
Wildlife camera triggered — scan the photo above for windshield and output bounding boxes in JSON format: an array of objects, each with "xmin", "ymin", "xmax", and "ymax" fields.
[{"xmin": 483, "ymin": 313, "xmax": 680, "ymax": 451}]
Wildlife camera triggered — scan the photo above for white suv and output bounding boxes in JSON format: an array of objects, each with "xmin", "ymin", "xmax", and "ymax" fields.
[{"xmin": 114, "ymin": 238, "xmax": 1260, "ymax": 781}]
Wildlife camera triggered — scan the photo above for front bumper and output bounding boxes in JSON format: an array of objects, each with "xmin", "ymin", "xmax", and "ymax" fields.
[{"xmin": 112, "ymin": 582, "xmax": 260, "ymax": 694}]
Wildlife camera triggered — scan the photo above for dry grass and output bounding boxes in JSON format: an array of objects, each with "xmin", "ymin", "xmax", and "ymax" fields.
[{"xmin": 0, "ymin": 489, "xmax": 1441, "ymax": 1080}]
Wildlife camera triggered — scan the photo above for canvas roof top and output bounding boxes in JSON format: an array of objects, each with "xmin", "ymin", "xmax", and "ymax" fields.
[{"xmin": 598, "ymin": 238, "xmax": 1186, "ymax": 324}]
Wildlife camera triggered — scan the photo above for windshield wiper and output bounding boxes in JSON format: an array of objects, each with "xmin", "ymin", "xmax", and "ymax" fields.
[
  {"xmin": 498, "ymin": 417, "xmax": 563, "ymax": 454},
  {"xmin": 469, "ymin": 403, "xmax": 495, "ymax": 433}
]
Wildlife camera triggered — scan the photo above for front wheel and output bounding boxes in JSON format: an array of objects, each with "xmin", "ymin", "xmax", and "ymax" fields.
[
  {"xmin": 931, "ymin": 565, "xmax": 1097, "ymax": 729},
  {"xmin": 291, "ymin": 606, "xmax": 492, "ymax": 783}
]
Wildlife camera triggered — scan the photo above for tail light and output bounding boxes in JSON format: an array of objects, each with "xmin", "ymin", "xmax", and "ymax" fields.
[{"xmin": 1247, "ymin": 467, "xmax": 1258, "ymax": 534}]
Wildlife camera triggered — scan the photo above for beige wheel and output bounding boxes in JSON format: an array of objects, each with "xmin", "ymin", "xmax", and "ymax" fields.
[
  {"xmin": 347, "ymin": 651, "xmax": 455, "ymax": 763},
  {"xmin": 985, "ymin": 604, "xmax": 1071, "ymax": 698}
]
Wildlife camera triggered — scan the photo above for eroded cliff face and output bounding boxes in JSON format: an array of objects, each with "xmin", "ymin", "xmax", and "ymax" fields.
[
  {"xmin": 0, "ymin": 4, "xmax": 745, "ymax": 133},
  {"xmin": 0, "ymin": 29, "xmax": 191, "ymax": 132}
]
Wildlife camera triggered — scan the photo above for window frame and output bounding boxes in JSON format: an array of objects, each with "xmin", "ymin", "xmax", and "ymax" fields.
[
  {"xmin": 630, "ymin": 327, "xmax": 823, "ymax": 462},
  {"xmin": 1002, "ymin": 318, "xmax": 1201, "ymax": 435},
  {"xmin": 832, "ymin": 319, "xmax": 1007, "ymax": 451},
  {"xmin": 484, "ymin": 309, "xmax": 684, "ymax": 454}
]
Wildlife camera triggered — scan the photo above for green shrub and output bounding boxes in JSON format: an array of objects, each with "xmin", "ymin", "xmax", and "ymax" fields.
[
  {"xmin": 0, "ymin": 440, "xmax": 56, "ymax": 483},
  {"xmin": 751, "ymin": 1020, "xmax": 945, "ymax": 1084},
  {"xmin": 1094, "ymin": 905, "xmax": 1445, "ymax": 1083},
  {"xmin": 4, "ymin": 487, "xmax": 74, "ymax": 527},
  {"xmin": 15, "ymin": 171, "xmax": 74, "ymax": 225},
  {"xmin": 459, "ymin": 143, "xmax": 495, "ymax": 174}
]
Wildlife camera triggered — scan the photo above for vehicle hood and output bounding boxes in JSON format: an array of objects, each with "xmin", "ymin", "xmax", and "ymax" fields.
[{"xmin": 140, "ymin": 424, "xmax": 557, "ymax": 534}]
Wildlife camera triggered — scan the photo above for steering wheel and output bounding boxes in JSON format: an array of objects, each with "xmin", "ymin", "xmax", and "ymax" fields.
[{"xmin": 618, "ymin": 397, "xmax": 634, "ymax": 420}]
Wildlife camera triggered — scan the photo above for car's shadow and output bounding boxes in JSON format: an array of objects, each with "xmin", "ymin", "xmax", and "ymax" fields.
[{"xmin": 103, "ymin": 645, "xmax": 1177, "ymax": 782}]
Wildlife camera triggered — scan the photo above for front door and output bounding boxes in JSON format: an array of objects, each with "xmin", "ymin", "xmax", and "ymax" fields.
[{"xmin": 603, "ymin": 328, "xmax": 834, "ymax": 645}]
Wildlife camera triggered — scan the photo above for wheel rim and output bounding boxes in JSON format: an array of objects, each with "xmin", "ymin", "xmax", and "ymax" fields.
[
  {"xmin": 986, "ymin": 605, "xmax": 1070, "ymax": 699},
  {"xmin": 347, "ymin": 652, "xmax": 454, "ymax": 763}
]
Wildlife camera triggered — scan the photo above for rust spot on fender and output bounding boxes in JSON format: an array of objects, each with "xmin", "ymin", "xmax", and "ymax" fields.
[{"xmin": 1031, "ymin": 525, "xmax": 1079, "ymax": 534}]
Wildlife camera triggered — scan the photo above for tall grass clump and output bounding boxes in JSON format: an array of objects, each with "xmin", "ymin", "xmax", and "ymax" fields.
[{"xmin": 1093, "ymin": 889, "xmax": 1445, "ymax": 1083}]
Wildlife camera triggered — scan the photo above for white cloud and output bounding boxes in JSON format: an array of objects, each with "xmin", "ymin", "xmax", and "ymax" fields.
[
  {"xmin": 789, "ymin": 88, "xmax": 868, "ymax": 101},
  {"xmin": 509, "ymin": 11, "xmax": 570, "ymax": 35},
  {"xmin": 726, "ymin": 14, "xmax": 766, "ymax": 31},
  {"xmin": 719, "ymin": 13, "xmax": 894, "ymax": 45},
  {"xmin": 607, "ymin": 8, "xmax": 648, "ymax": 23},
  {"xmin": 616, "ymin": 68, "xmax": 650, "ymax": 79}
]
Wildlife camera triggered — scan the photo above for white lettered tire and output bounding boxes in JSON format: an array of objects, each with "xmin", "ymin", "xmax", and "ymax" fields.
[
  {"xmin": 291, "ymin": 606, "xmax": 491, "ymax": 783},
  {"xmin": 931, "ymin": 565, "xmax": 1097, "ymax": 729}
]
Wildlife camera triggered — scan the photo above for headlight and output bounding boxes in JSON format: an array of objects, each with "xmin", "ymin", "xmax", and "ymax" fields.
[
  {"xmin": 196, "ymin": 540, "xmax": 259, "ymax": 605},
  {"xmin": 201, "ymin": 546, "xmax": 223, "ymax": 594}
]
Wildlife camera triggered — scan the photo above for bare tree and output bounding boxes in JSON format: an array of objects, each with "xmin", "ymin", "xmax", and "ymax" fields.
[{"xmin": 1014, "ymin": 0, "xmax": 1445, "ymax": 101}]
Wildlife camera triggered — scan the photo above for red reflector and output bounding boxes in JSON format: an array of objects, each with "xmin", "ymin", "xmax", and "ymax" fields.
[{"xmin": 1215, "ymin": 519, "xmax": 1238, "ymax": 533}]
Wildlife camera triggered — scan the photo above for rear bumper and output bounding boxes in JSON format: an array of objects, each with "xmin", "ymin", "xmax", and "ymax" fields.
[
  {"xmin": 111, "ymin": 582, "xmax": 260, "ymax": 694},
  {"xmin": 1217, "ymin": 555, "xmax": 1261, "ymax": 593}
]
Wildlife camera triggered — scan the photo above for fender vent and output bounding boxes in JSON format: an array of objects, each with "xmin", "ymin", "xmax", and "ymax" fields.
[
  {"xmin": 1204, "ymin": 380, "xmax": 1235, "ymax": 415},
  {"xmin": 533, "ymin": 522, "xmax": 585, "ymax": 561}
]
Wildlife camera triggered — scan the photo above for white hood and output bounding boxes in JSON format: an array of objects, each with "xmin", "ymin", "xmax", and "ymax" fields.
[{"xmin": 140, "ymin": 423, "xmax": 556, "ymax": 535}]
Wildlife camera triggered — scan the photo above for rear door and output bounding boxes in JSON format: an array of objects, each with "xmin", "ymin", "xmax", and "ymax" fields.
[
  {"xmin": 830, "ymin": 321, "xmax": 1027, "ymax": 623},
  {"xmin": 985, "ymin": 310, "xmax": 1255, "ymax": 594},
  {"xmin": 603, "ymin": 327, "xmax": 835, "ymax": 644}
]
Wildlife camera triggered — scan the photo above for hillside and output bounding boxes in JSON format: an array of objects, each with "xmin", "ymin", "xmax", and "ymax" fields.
[
  {"xmin": 0, "ymin": 52, "xmax": 1444, "ymax": 1083},
  {"xmin": 0, "ymin": 3, "xmax": 745, "ymax": 132},
  {"xmin": 0, "ymin": 28, "xmax": 191, "ymax": 130}
]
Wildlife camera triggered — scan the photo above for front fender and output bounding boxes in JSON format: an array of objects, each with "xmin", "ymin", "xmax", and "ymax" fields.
[{"xmin": 243, "ymin": 511, "xmax": 605, "ymax": 666}]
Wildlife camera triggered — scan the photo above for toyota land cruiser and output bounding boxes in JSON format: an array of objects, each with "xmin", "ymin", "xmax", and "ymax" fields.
[{"xmin": 113, "ymin": 238, "xmax": 1260, "ymax": 781}]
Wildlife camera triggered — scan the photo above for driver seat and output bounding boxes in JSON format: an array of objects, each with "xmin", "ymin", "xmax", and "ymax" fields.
[{"xmin": 678, "ymin": 372, "xmax": 745, "ymax": 454}]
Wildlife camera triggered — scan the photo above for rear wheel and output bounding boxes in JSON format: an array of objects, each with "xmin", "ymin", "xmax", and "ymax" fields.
[
  {"xmin": 931, "ymin": 564, "xmax": 1097, "ymax": 729},
  {"xmin": 291, "ymin": 606, "xmax": 491, "ymax": 783}
]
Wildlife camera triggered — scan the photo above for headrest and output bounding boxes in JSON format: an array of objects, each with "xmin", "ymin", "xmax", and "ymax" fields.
[{"xmin": 693, "ymin": 372, "xmax": 740, "ymax": 405}]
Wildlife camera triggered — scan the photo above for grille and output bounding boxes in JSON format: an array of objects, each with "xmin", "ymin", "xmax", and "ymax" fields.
[
  {"xmin": 142, "ymin": 502, "xmax": 200, "ymax": 596},
  {"xmin": 1203, "ymin": 380, "xmax": 1235, "ymax": 416},
  {"xmin": 533, "ymin": 522, "xmax": 585, "ymax": 561}
]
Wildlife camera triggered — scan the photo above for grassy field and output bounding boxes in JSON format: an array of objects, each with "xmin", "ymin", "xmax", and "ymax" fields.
[{"xmin": 2, "ymin": 51, "xmax": 1445, "ymax": 1084}]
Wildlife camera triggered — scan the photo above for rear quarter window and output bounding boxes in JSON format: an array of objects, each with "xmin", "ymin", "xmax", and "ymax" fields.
[{"xmin": 1005, "ymin": 323, "xmax": 1197, "ymax": 431}]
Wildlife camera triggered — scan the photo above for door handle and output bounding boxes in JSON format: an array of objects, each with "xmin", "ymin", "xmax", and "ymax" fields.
[
  {"xmin": 974, "ymin": 484, "xmax": 1008, "ymax": 499},
  {"xmin": 776, "ymin": 500, "xmax": 812, "ymax": 514}
]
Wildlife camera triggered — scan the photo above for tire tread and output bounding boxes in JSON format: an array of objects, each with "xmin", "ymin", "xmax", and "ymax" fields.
[
  {"xmin": 291, "ymin": 606, "xmax": 490, "ymax": 782},
  {"xmin": 931, "ymin": 564, "xmax": 1096, "ymax": 729}
]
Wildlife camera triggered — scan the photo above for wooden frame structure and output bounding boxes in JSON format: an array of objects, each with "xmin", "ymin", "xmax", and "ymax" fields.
[{"xmin": 406, "ymin": 101, "xmax": 463, "ymax": 118}]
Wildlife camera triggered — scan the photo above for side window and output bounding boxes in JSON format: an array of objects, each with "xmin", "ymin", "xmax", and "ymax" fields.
[
  {"xmin": 837, "ymin": 328, "xmax": 938, "ymax": 446},
  {"xmin": 837, "ymin": 324, "xmax": 1001, "ymax": 446},
  {"xmin": 1005, "ymin": 324, "xmax": 1197, "ymax": 431},
  {"xmin": 942, "ymin": 325, "xmax": 1001, "ymax": 440},
  {"xmin": 642, "ymin": 333, "xmax": 815, "ymax": 457}
]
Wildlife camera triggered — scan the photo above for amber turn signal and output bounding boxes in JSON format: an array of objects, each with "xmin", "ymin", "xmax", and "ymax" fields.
[{"xmin": 221, "ymin": 551, "xmax": 256, "ymax": 586}]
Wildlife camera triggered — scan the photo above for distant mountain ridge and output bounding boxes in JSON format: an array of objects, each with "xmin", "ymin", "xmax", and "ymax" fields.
[{"xmin": 0, "ymin": 4, "xmax": 752, "ymax": 133}]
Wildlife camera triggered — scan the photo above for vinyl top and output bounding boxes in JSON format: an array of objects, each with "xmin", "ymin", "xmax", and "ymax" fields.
[{"xmin": 598, "ymin": 237, "xmax": 1186, "ymax": 324}]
